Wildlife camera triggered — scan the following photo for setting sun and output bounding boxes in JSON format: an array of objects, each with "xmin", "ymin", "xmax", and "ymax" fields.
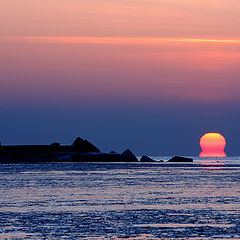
[{"xmin": 199, "ymin": 133, "xmax": 227, "ymax": 157}]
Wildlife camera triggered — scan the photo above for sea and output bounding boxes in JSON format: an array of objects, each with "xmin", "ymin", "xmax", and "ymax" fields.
[{"xmin": 0, "ymin": 157, "xmax": 240, "ymax": 239}]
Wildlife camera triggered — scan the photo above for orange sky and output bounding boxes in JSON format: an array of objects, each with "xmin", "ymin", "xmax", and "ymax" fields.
[
  {"xmin": 1, "ymin": 0, "xmax": 240, "ymax": 154},
  {"xmin": 1, "ymin": 0, "xmax": 240, "ymax": 38},
  {"xmin": 0, "ymin": 0, "xmax": 240, "ymax": 104}
]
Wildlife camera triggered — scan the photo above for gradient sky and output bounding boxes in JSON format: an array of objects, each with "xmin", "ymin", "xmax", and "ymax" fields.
[{"xmin": 1, "ymin": 0, "xmax": 240, "ymax": 156}]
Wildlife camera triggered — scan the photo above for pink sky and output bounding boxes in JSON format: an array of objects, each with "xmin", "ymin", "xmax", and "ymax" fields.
[
  {"xmin": 1, "ymin": 0, "xmax": 240, "ymax": 105},
  {"xmin": 1, "ymin": 0, "xmax": 240, "ymax": 38},
  {"xmin": 1, "ymin": 0, "xmax": 240, "ymax": 155}
]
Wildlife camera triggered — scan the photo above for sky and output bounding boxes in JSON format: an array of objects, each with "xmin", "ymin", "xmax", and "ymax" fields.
[{"xmin": 0, "ymin": 0, "xmax": 240, "ymax": 156}]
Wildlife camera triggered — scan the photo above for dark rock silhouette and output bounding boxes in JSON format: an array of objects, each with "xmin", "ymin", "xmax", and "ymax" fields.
[
  {"xmin": 0, "ymin": 137, "xmax": 100, "ymax": 163},
  {"xmin": 73, "ymin": 149, "xmax": 139, "ymax": 163},
  {"xmin": 72, "ymin": 152, "xmax": 123, "ymax": 162},
  {"xmin": 109, "ymin": 151, "xmax": 117, "ymax": 153},
  {"xmin": 168, "ymin": 156, "xmax": 193, "ymax": 162},
  {"xmin": 121, "ymin": 149, "xmax": 138, "ymax": 162},
  {"xmin": 51, "ymin": 142, "xmax": 60, "ymax": 147},
  {"xmin": 0, "ymin": 137, "xmax": 194, "ymax": 163},
  {"xmin": 72, "ymin": 137, "xmax": 100, "ymax": 153},
  {"xmin": 140, "ymin": 155, "xmax": 155, "ymax": 162}
]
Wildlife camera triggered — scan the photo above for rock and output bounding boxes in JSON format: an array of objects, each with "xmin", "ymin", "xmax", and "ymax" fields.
[
  {"xmin": 72, "ymin": 152, "xmax": 123, "ymax": 162},
  {"xmin": 84, "ymin": 139, "xmax": 100, "ymax": 152},
  {"xmin": 140, "ymin": 155, "xmax": 155, "ymax": 162},
  {"xmin": 168, "ymin": 156, "xmax": 193, "ymax": 162},
  {"xmin": 55, "ymin": 153, "xmax": 72, "ymax": 162},
  {"xmin": 121, "ymin": 149, "xmax": 138, "ymax": 162},
  {"xmin": 110, "ymin": 151, "xmax": 117, "ymax": 153},
  {"xmin": 51, "ymin": 142, "xmax": 60, "ymax": 147},
  {"xmin": 72, "ymin": 137, "xmax": 84, "ymax": 146},
  {"xmin": 50, "ymin": 142, "xmax": 62, "ymax": 153},
  {"xmin": 72, "ymin": 137, "xmax": 100, "ymax": 153}
]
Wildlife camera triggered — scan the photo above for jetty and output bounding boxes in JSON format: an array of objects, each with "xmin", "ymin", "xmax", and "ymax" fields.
[{"xmin": 0, "ymin": 137, "xmax": 193, "ymax": 163}]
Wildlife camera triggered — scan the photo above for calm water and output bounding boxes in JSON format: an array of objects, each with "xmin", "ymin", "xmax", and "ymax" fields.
[{"xmin": 0, "ymin": 157, "xmax": 240, "ymax": 239}]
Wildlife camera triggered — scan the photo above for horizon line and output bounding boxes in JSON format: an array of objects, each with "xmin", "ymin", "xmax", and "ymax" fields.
[{"xmin": 1, "ymin": 36, "xmax": 240, "ymax": 45}]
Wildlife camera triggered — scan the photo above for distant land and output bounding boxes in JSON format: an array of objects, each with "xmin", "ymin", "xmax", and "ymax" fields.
[{"xmin": 0, "ymin": 137, "xmax": 193, "ymax": 163}]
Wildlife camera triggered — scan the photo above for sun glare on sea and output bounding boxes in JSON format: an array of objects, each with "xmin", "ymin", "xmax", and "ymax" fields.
[{"xmin": 199, "ymin": 133, "xmax": 227, "ymax": 157}]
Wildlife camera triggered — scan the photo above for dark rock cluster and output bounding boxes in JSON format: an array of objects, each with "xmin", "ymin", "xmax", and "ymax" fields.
[
  {"xmin": 0, "ymin": 137, "xmax": 193, "ymax": 163},
  {"xmin": 167, "ymin": 156, "xmax": 193, "ymax": 163}
]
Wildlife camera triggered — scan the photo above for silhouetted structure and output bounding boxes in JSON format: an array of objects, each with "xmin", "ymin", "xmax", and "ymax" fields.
[
  {"xmin": 140, "ymin": 155, "xmax": 155, "ymax": 162},
  {"xmin": 0, "ymin": 137, "xmax": 194, "ymax": 163},
  {"xmin": 168, "ymin": 156, "xmax": 193, "ymax": 162},
  {"xmin": 121, "ymin": 149, "xmax": 138, "ymax": 162},
  {"xmin": 72, "ymin": 137, "xmax": 100, "ymax": 153},
  {"xmin": 0, "ymin": 137, "xmax": 100, "ymax": 163}
]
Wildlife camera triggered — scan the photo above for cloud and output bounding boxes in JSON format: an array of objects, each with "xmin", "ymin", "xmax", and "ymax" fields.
[{"xmin": 1, "ymin": 36, "xmax": 240, "ymax": 45}]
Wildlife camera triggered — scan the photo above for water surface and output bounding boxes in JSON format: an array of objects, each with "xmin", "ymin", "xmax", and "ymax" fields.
[{"xmin": 0, "ymin": 158, "xmax": 240, "ymax": 239}]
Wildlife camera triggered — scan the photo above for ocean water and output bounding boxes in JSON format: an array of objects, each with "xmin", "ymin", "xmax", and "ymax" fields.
[{"xmin": 0, "ymin": 157, "xmax": 240, "ymax": 239}]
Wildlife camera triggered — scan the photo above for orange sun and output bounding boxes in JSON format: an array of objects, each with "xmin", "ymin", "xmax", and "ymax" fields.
[{"xmin": 199, "ymin": 133, "xmax": 227, "ymax": 157}]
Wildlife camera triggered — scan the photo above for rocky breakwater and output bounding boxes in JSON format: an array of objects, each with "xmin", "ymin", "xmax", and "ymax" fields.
[
  {"xmin": 72, "ymin": 146, "xmax": 139, "ymax": 162},
  {"xmin": 0, "ymin": 137, "xmax": 99, "ymax": 163},
  {"xmin": 167, "ymin": 156, "xmax": 193, "ymax": 162},
  {"xmin": 0, "ymin": 137, "xmax": 193, "ymax": 163},
  {"xmin": 0, "ymin": 137, "xmax": 139, "ymax": 163}
]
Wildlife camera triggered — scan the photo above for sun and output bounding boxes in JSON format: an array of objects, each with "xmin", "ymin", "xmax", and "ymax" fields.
[{"xmin": 199, "ymin": 133, "xmax": 227, "ymax": 157}]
